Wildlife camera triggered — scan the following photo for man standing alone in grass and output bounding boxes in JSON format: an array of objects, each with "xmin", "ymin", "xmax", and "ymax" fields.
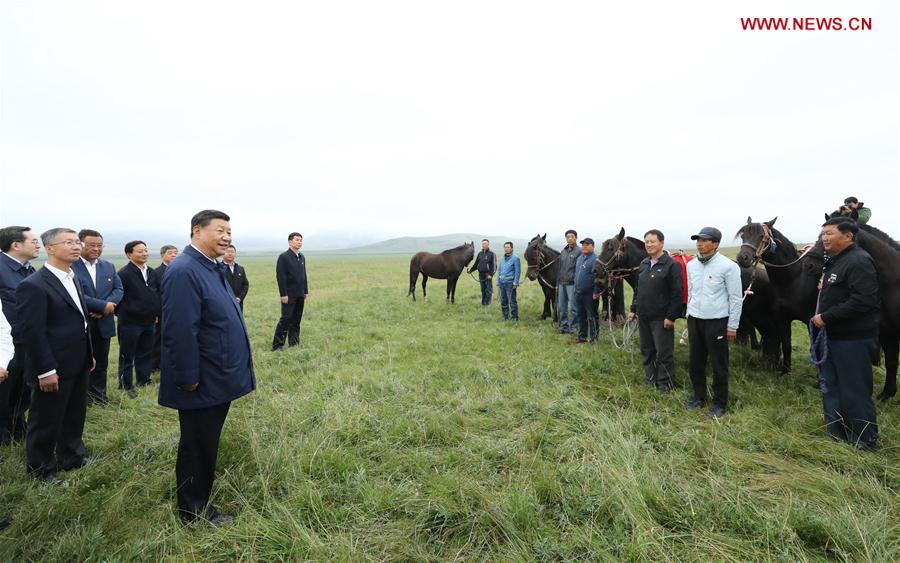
[
  {"xmin": 272, "ymin": 232, "xmax": 309, "ymax": 350},
  {"xmin": 496, "ymin": 242, "xmax": 520, "ymax": 321},
  {"xmin": 159, "ymin": 210, "xmax": 255, "ymax": 526}
]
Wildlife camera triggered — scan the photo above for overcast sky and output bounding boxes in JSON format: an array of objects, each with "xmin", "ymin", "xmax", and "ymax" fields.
[{"xmin": 1, "ymin": 0, "xmax": 897, "ymax": 249}]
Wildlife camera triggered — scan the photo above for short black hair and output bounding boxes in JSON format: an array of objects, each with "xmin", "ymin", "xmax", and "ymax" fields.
[
  {"xmin": 227, "ymin": 244, "xmax": 236, "ymax": 250},
  {"xmin": 288, "ymin": 232, "xmax": 303, "ymax": 241},
  {"xmin": 504, "ymin": 241, "xmax": 514, "ymax": 248},
  {"xmin": 565, "ymin": 229, "xmax": 577, "ymax": 237},
  {"xmin": 822, "ymin": 217, "xmax": 859, "ymax": 236},
  {"xmin": 160, "ymin": 244, "xmax": 177, "ymax": 256},
  {"xmin": 482, "ymin": 238, "xmax": 489, "ymax": 243},
  {"xmin": 78, "ymin": 229, "xmax": 102, "ymax": 241},
  {"xmin": 124, "ymin": 240, "xmax": 147, "ymax": 255},
  {"xmin": 190, "ymin": 210, "xmax": 230, "ymax": 237},
  {"xmin": 844, "ymin": 196, "xmax": 859, "ymax": 205},
  {"xmin": 0, "ymin": 226, "xmax": 31, "ymax": 252},
  {"xmin": 644, "ymin": 229, "xmax": 665, "ymax": 242}
]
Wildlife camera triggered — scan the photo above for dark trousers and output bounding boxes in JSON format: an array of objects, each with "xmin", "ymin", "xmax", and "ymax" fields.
[
  {"xmin": 498, "ymin": 282, "xmax": 518, "ymax": 320},
  {"xmin": 118, "ymin": 322, "xmax": 155, "ymax": 389},
  {"xmin": 820, "ymin": 337, "xmax": 879, "ymax": 446},
  {"xmin": 272, "ymin": 297, "xmax": 305, "ymax": 349},
  {"xmin": 688, "ymin": 316, "xmax": 729, "ymax": 408},
  {"xmin": 176, "ymin": 402, "xmax": 231, "ymax": 521},
  {"xmin": 152, "ymin": 319, "xmax": 162, "ymax": 372},
  {"xmin": 575, "ymin": 292, "xmax": 599, "ymax": 341},
  {"xmin": 26, "ymin": 373, "xmax": 88, "ymax": 477},
  {"xmin": 88, "ymin": 320, "xmax": 111, "ymax": 402},
  {"xmin": 638, "ymin": 317, "xmax": 676, "ymax": 388},
  {"xmin": 479, "ymin": 278, "xmax": 493, "ymax": 305},
  {"xmin": 0, "ymin": 345, "xmax": 29, "ymax": 442}
]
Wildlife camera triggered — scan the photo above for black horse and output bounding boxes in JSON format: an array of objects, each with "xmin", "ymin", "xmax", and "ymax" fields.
[
  {"xmin": 808, "ymin": 219, "xmax": 900, "ymax": 401},
  {"xmin": 408, "ymin": 242, "xmax": 475, "ymax": 303},
  {"xmin": 523, "ymin": 234, "xmax": 559, "ymax": 321},
  {"xmin": 735, "ymin": 217, "xmax": 819, "ymax": 374},
  {"xmin": 592, "ymin": 228, "xmax": 643, "ymax": 322}
]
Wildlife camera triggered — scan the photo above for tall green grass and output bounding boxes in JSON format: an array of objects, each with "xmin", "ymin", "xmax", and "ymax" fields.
[{"xmin": 1, "ymin": 255, "xmax": 897, "ymax": 561}]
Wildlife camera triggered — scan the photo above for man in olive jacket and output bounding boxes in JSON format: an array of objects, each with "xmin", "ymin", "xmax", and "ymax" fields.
[
  {"xmin": 812, "ymin": 218, "xmax": 880, "ymax": 450},
  {"xmin": 628, "ymin": 230, "xmax": 683, "ymax": 391}
]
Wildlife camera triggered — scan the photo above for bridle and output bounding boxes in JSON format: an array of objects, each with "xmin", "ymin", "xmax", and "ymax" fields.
[
  {"xmin": 525, "ymin": 240, "xmax": 560, "ymax": 290},
  {"xmin": 740, "ymin": 223, "xmax": 814, "ymax": 270},
  {"xmin": 596, "ymin": 238, "xmax": 641, "ymax": 284}
]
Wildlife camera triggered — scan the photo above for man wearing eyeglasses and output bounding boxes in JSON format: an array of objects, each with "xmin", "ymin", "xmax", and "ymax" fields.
[
  {"xmin": 0, "ymin": 226, "xmax": 40, "ymax": 446},
  {"xmin": 15, "ymin": 228, "xmax": 94, "ymax": 484},
  {"xmin": 72, "ymin": 229, "xmax": 123, "ymax": 406}
]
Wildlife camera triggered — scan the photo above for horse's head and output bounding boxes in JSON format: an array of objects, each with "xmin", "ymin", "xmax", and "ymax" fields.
[
  {"xmin": 463, "ymin": 241, "xmax": 475, "ymax": 265},
  {"xmin": 735, "ymin": 216, "xmax": 777, "ymax": 268},
  {"xmin": 597, "ymin": 228, "xmax": 627, "ymax": 272},
  {"xmin": 524, "ymin": 233, "xmax": 546, "ymax": 281}
]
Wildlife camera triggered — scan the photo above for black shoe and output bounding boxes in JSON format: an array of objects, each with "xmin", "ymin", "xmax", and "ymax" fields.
[
  {"xmin": 271, "ymin": 345, "xmax": 283, "ymax": 352},
  {"xmin": 657, "ymin": 384, "xmax": 674, "ymax": 393},
  {"xmin": 204, "ymin": 506, "xmax": 234, "ymax": 527},
  {"xmin": 59, "ymin": 458, "xmax": 87, "ymax": 471},
  {"xmin": 126, "ymin": 389, "xmax": 138, "ymax": 399},
  {"xmin": 685, "ymin": 398, "xmax": 706, "ymax": 410},
  {"xmin": 36, "ymin": 472, "xmax": 64, "ymax": 486},
  {"xmin": 0, "ymin": 516, "xmax": 10, "ymax": 531},
  {"xmin": 709, "ymin": 406, "xmax": 727, "ymax": 419}
]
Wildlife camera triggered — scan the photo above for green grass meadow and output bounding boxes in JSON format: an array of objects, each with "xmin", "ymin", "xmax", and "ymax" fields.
[{"xmin": 1, "ymin": 254, "xmax": 899, "ymax": 561}]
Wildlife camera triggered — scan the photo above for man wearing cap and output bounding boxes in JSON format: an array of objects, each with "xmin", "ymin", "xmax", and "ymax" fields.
[
  {"xmin": 812, "ymin": 218, "xmax": 880, "ymax": 450},
  {"xmin": 574, "ymin": 238, "xmax": 601, "ymax": 343},
  {"xmin": 842, "ymin": 197, "xmax": 871, "ymax": 225},
  {"xmin": 685, "ymin": 227, "xmax": 743, "ymax": 419}
]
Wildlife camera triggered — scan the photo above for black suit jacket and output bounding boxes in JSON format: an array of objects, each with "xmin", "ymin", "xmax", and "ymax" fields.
[
  {"xmin": 14, "ymin": 266, "xmax": 93, "ymax": 382},
  {"xmin": 156, "ymin": 262, "xmax": 168, "ymax": 280},
  {"xmin": 224, "ymin": 262, "xmax": 250, "ymax": 302},
  {"xmin": 276, "ymin": 250, "xmax": 308, "ymax": 298},
  {"xmin": 116, "ymin": 262, "xmax": 161, "ymax": 325}
]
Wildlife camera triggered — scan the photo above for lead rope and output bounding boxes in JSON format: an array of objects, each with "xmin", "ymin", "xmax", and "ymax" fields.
[{"xmin": 809, "ymin": 287, "xmax": 828, "ymax": 392}]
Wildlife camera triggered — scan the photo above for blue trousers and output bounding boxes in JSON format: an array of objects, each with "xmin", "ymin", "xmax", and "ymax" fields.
[
  {"xmin": 574, "ymin": 291, "xmax": 599, "ymax": 340},
  {"xmin": 498, "ymin": 282, "xmax": 518, "ymax": 320},
  {"xmin": 558, "ymin": 283, "xmax": 577, "ymax": 332},
  {"xmin": 820, "ymin": 337, "xmax": 879, "ymax": 446}
]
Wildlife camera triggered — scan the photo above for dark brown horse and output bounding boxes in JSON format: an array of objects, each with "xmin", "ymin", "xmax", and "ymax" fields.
[
  {"xmin": 523, "ymin": 234, "xmax": 559, "ymax": 321},
  {"xmin": 408, "ymin": 242, "xmax": 475, "ymax": 303},
  {"xmin": 592, "ymin": 228, "xmax": 642, "ymax": 322}
]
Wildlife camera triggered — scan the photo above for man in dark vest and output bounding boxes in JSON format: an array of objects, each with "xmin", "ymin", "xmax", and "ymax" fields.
[
  {"xmin": 812, "ymin": 218, "xmax": 880, "ymax": 450},
  {"xmin": 222, "ymin": 244, "xmax": 250, "ymax": 311},
  {"xmin": 272, "ymin": 232, "xmax": 308, "ymax": 350},
  {"xmin": 468, "ymin": 239, "xmax": 496, "ymax": 306}
]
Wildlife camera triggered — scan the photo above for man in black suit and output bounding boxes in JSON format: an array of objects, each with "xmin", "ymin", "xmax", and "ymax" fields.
[
  {"xmin": 222, "ymin": 245, "xmax": 249, "ymax": 311},
  {"xmin": 15, "ymin": 228, "xmax": 93, "ymax": 484},
  {"xmin": 152, "ymin": 244, "xmax": 179, "ymax": 372},
  {"xmin": 0, "ymin": 226, "xmax": 40, "ymax": 445},
  {"xmin": 272, "ymin": 232, "xmax": 309, "ymax": 350},
  {"xmin": 116, "ymin": 241, "xmax": 160, "ymax": 398}
]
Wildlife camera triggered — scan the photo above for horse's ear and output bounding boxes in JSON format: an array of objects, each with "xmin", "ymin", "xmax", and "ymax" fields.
[
  {"xmin": 824, "ymin": 213, "xmax": 830, "ymax": 221},
  {"xmin": 765, "ymin": 217, "xmax": 778, "ymax": 227},
  {"xmin": 617, "ymin": 227, "xmax": 625, "ymax": 241},
  {"xmin": 542, "ymin": 233, "xmax": 546, "ymax": 241},
  {"xmin": 746, "ymin": 216, "xmax": 753, "ymax": 224}
]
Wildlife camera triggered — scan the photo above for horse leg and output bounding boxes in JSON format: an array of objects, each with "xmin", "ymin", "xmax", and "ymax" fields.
[
  {"xmin": 422, "ymin": 276, "xmax": 428, "ymax": 300},
  {"xmin": 408, "ymin": 261, "xmax": 419, "ymax": 301},
  {"xmin": 541, "ymin": 287, "xmax": 551, "ymax": 320},
  {"xmin": 448, "ymin": 276, "xmax": 459, "ymax": 304},
  {"xmin": 876, "ymin": 333, "xmax": 898, "ymax": 402},
  {"xmin": 552, "ymin": 289, "xmax": 558, "ymax": 323},
  {"xmin": 780, "ymin": 319, "xmax": 792, "ymax": 374}
]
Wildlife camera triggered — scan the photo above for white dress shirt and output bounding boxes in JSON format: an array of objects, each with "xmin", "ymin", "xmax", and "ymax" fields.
[
  {"xmin": 135, "ymin": 262, "xmax": 149, "ymax": 283},
  {"xmin": 81, "ymin": 256, "xmax": 98, "ymax": 288},
  {"xmin": 0, "ymin": 309, "xmax": 12, "ymax": 371}
]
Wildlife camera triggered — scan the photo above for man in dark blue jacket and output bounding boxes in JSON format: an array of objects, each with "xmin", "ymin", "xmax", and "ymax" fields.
[
  {"xmin": 272, "ymin": 232, "xmax": 309, "ymax": 350},
  {"xmin": 15, "ymin": 228, "xmax": 94, "ymax": 484},
  {"xmin": 117, "ymin": 241, "xmax": 160, "ymax": 397},
  {"xmin": 0, "ymin": 226, "xmax": 39, "ymax": 445},
  {"xmin": 72, "ymin": 229, "xmax": 123, "ymax": 405},
  {"xmin": 574, "ymin": 238, "xmax": 601, "ymax": 343},
  {"xmin": 159, "ymin": 210, "xmax": 255, "ymax": 526}
]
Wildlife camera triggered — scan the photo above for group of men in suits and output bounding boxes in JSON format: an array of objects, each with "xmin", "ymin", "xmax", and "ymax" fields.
[{"xmin": 0, "ymin": 212, "xmax": 257, "ymax": 526}]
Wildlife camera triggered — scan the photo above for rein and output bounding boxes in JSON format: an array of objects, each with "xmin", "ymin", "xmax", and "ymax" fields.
[
  {"xmin": 525, "ymin": 242, "xmax": 560, "ymax": 290},
  {"xmin": 741, "ymin": 223, "xmax": 814, "ymax": 269}
]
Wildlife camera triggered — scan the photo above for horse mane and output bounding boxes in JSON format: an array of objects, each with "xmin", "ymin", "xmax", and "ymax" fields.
[
  {"xmin": 442, "ymin": 243, "xmax": 472, "ymax": 255},
  {"xmin": 626, "ymin": 236, "xmax": 645, "ymax": 249},
  {"xmin": 858, "ymin": 224, "xmax": 900, "ymax": 252}
]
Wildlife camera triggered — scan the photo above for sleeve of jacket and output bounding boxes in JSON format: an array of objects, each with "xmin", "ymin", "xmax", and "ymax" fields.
[
  {"xmin": 238, "ymin": 266, "xmax": 250, "ymax": 300},
  {"xmin": 1, "ymin": 309, "xmax": 14, "ymax": 370},
  {"xmin": 725, "ymin": 262, "xmax": 744, "ymax": 331},
  {"xmin": 820, "ymin": 256, "xmax": 879, "ymax": 325},
  {"xmin": 513, "ymin": 256, "xmax": 521, "ymax": 285},
  {"xmin": 108, "ymin": 269, "xmax": 125, "ymax": 305},
  {"xmin": 301, "ymin": 257, "xmax": 309, "ymax": 294},
  {"xmin": 491, "ymin": 252, "xmax": 497, "ymax": 275},
  {"xmin": 15, "ymin": 281, "xmax": 56, "ymax": 375},
  {"xmin": 275, "ymin": 253, "xmax": 288, "ymax": 296},
  {"xmin": 667, "ymin": 261, "xmax": 684, "ymax": 321},
  {"xmin": 161, "ymin": 268, "xmax": 202, "ymax": 388},
  {"xmin": 857, "ymin": 207, "xmax": 871, "ymax": 224}
]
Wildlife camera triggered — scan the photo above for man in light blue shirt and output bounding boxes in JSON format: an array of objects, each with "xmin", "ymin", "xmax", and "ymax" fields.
[
  {"xmin": 685, "ymin": 227, "xmax": 743, "ymax": 419},
  {"xmin": 496, "ymin": 242, "xmax": 521, "ymax": 321}
]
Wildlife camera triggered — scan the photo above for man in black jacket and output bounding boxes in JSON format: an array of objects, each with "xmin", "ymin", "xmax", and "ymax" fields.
[
  {"xmin": 222, "ymin": 245, "xmax": 249, "ymax": 311},
  {"xmin": 557, "ymin": 230, "xmax": 580, "ymax": 334},
  {"xmin": 15, "ymin": 228, "xmax": 93, "ymax": 484},
  {"xmin": 272, "ymin": 232, "xmax": 308, "ymax": 350},
  {"xmin": 117, "ymin": 241, "xmax": 160, "ymax": 397},
  {"xmin": 467, "ymin": 239, "xmax": 496, "ymax": 306},
  {"xmin": 812, "ymin": 218, "xmax": 880, "ymax": 449},
  {"xmin": 627, "ymin": 230, "xmax": 683, "ymax": 392}
]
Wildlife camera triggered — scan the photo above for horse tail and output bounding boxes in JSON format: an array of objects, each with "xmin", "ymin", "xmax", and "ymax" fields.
[{"xmin": 408, "ymin": 255, "xmax": 421, "ymax": 297}]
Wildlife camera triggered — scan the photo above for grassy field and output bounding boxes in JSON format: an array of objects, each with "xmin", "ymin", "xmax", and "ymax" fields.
[{"xmin": 1, "ymin": 253, "xmax": 898, "ymax": 561}]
